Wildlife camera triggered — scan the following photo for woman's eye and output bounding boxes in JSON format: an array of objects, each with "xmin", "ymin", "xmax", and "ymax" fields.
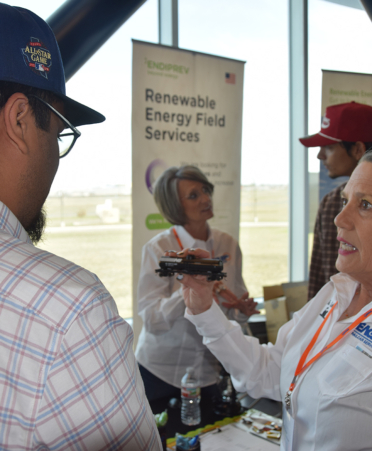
[
  {"xmin": 361, "ymin": 199, "xmax": 372, "ymax": 209},
  {"xmin": 341, "ymin": 197, "xmax": 347, "ymax": 207},
  {"xmin": 188, "ymin": 193, "xmax": 198, "ymax": 200}
]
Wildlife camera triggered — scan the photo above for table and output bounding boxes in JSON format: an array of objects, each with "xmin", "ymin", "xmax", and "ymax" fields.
[{"xmin": 150, "ymin": 392, "xmax": 282, "ymax": 441}]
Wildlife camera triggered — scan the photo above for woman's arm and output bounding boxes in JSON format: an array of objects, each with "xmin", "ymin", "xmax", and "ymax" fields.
[
  {"xmin": 174, "ymin": 249, "xmax": 287, "ymax": 400},
  {"xmin": 186, "ymin": 300, "xmax": 286, "ymax": 401},
  {"xmin": 214, "ymin": 238, "xmax": 259, "ymax": 322}
]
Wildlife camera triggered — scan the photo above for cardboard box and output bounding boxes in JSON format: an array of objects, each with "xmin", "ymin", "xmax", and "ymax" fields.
[
  {"xmin": 264, "ymin": 296, "xmax": 288, "ymax": 344},
  {"xmin": 263, "ymin": 281, "xmax": 308, "ymax": 344},
  {"xmin": 282, "ymin": 282, "xmax": 309, "ymax": 319}
]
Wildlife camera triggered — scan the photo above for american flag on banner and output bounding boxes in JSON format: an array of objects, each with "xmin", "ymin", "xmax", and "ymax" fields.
[{"xmin": 225, "ymin": 73, "xmax": 236, "ymax": 84}]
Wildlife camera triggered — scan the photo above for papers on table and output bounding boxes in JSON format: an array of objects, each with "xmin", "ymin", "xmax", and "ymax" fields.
[
  {"xmin": 199, "ymin": 422, "xmax": 279, "ymax": 450},
  {"xmin": 167, "ymin": 409, "xmax": 281, "ymax": 451},
  {"xmin": 199, "ymin": 409, "xmax": 281, "ymax": 451}
]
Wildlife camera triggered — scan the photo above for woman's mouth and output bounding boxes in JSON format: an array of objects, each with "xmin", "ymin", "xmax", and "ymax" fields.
[{"xmin": 337, "ymin": 237, "xmax": 358, "ymax": 255}]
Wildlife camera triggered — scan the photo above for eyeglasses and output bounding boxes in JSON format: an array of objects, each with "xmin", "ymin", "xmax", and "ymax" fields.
[{"xmin": 28, "ymin": 95, "xmax": 81, "ymax": 158}]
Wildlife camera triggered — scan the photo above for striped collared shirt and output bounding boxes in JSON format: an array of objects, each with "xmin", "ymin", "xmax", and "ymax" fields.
[{"xmin": 0, "ymin": 201, "xmax": 161, "ymax": 450}]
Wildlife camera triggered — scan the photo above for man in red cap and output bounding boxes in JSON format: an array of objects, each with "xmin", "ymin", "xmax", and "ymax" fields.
[{"xmin": 300, "ymin": 101, "xmax": 372, "ymax": 301}]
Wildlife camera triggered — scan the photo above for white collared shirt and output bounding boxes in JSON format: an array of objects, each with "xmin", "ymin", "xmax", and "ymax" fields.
[
  {"xmin": 186, "ymin": 272, "xmax": 372, "ymax": 450},
  {"xmin": 135, "ymin": 225, "xmax": 248, "ymax": 388}
]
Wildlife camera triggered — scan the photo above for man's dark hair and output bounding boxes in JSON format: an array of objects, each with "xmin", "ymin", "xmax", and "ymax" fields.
[
  {"xmin": 341, "ymin": 141, "xmax": 372, "ymax": 156},
  {"xmin": 0, "ymin": 81, "xmax": 59, "ymax": 132},
  {"xmin": 26, "ymin": 207, "xmax": 46, "ymax": 245}
]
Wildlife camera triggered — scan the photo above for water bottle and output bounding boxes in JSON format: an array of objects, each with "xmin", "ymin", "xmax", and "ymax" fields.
[{"xmin": 181, "ymin": 367, "xmax": 201, "ymax": 426}]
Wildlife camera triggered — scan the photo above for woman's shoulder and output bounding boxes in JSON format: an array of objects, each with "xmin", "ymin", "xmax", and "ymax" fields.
[{"xmin": 143, "ymin": 228, "xmax": 175, "ymax": 251}]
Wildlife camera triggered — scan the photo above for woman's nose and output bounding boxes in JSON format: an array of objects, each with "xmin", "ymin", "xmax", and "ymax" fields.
[{"xmin": 334, "ymin": 203, "xmax": 353, "ymax": 230}]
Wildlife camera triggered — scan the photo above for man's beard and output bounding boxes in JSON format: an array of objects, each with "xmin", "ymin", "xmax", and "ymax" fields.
[{"xmin": 26, "ymin": 207, "xmax": 46, "ymax": 245}]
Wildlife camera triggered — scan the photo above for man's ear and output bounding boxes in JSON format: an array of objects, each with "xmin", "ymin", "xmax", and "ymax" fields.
[
  {"xmin": 352, "ymin": 141, "xmax": 367, "ymax": 161},
  {"xmin": 3, "ymin": 93, "xmax": 33, "ymax": 155}
]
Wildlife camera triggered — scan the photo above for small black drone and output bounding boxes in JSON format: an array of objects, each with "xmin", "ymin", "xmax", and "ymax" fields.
[{"xmin": 155, "ymin": 255, "xmax": 227, "ymax": 281}]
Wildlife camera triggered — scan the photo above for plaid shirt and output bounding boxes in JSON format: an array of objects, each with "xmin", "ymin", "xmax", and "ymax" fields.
[
  {"xmin": 0, "ymin": 202, "xmax": 161, "ymax": 450},
  {"xmin": 308, "ymin": 183, "xmax": 345, "ymax": 301}
]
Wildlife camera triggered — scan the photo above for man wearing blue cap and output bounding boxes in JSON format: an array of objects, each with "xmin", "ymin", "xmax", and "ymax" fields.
[{"xmin": 0, "ymin": 3, "xmax": 161, "ymax": 450}]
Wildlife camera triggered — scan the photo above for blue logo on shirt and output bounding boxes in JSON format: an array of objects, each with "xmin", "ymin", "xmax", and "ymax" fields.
[
  {"xmin": 356, "ymin": 323, "xmax": 372, "ymax": 339},
  {"xmin": 352, "ymin": 323, "xmax": 372, "ymax": 348}
]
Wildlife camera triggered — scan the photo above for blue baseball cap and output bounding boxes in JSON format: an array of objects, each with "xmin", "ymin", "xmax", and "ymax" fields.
[{"xmin": 0, "ymin": 2, "xmax": 105, "ymax": 127}]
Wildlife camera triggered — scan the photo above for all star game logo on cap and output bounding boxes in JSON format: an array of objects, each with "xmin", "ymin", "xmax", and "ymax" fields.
[
  {"xmin": 21, "ymin": 37, "xmax": 52, "ymax": 79},
  {"xmin": 0, "ymin": 3, "xmax": 104, "ymax": 126}
]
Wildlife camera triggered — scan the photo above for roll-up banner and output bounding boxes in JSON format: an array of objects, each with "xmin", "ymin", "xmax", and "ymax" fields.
[
  {"xmin": 131, "ymin": 40, "xmax": 245, "ymax": 344},
  {"xmin": 320, "ymin": 70, "xmax": 372, "ymax": 200}
]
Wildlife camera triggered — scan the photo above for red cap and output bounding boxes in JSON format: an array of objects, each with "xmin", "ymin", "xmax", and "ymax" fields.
[{"xmin": 299, "ymin": 102, "xmax": 372, "ymax": 147}]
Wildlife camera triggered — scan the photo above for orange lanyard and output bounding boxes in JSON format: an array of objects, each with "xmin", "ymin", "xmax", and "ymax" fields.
[
  {"xmin": 172, "ymin": 227, "xmax": 184, "ymax": 250},
  {"xmin": 172, "ymin": 227, "xmax": 215, "ymax": 258},
  {"xmin": 285, "ymin": 301, "xmax": 372, "ymax": 410}
]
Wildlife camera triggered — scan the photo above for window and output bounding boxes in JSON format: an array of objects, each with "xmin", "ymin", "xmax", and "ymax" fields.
[
  {"xmin": 308, "ymin": 0, "xmax": 372, "ymax": 253},
  {"xmin": 179, "ymin": 0, "xmax": 289, "ymax": 297},
  {"xmin": 8, "ymin": 0, "xmax": 291, "ymax": 307},
  {"xmin": 308, "ymin": 0, "xmax": 372, "ymax": 154},
  {"xmin": 7, "ymin": 0, "xmax": 158, "ymax": 319}
]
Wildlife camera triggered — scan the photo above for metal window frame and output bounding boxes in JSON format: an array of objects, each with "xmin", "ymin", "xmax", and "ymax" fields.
[
  {"xmin": 158, "ymin": 0, "xmax": 178, "ymax": 47},
  {"xmin": 289, "ymin": 0, "xmax": 309, "ymax": 282}
]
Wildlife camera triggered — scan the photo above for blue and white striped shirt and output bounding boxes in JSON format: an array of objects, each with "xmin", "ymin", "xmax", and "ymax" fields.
[{"xmin": 0, "ymin": 201, "xmax": 161, "ymax": 450}]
